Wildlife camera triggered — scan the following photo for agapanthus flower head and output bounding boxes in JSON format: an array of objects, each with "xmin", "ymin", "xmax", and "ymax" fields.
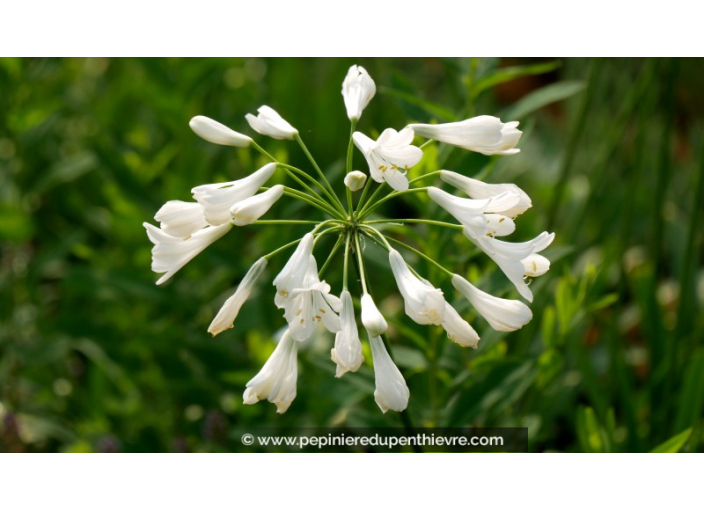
[{"xmin": 144, "ymin": 63, "xmax": 554, "ymax": 414}]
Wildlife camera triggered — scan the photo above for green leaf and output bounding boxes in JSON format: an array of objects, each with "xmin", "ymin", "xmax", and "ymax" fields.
[
  {"xmin": 473, "ymin": 60, "xmax": 561, "ymax": 96},
  {"xmin": 502, "ymin": 81, "xmax": 585, "ymax": 120},
  {"xmin": 650, "ymin": 428, "xmax": 692, "ymax": 453}
]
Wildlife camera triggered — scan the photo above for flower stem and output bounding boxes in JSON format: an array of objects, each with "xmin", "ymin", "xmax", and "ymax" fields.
[
  {"xmin": 342, "ymin": 231, "xmax": 351, "ymax": 290},
  {"xmin": 261, "ymin": 225, "xmax": 341, "ymax": 261},
  {"xmin": 345, "ymin": 120, "xmax": 358, "ymax": 214},
  {"xmin": 253, "ymin": 220, "xmax": 322, "ymax": 225},
  {"xmin": 384, "ymin": 236, "xmax": 454, "ymax": 278},
  {"xmin": 355, "ymin": 176, "xmax": 374, "ymax": 216},
  {"xmin": 318, "ymin": 233, "xmax": 345, "ymax": 278},
  {"xmin": 358, "ymin": 187, "xmax": 429, "ymax": 220},
  {"xmin": 365, "ymin": 218, "xmax": 463, "ymax": 231},
  {"xmin": 353, "ymin": 232, "xmax": 368, "ymax": 294},
  {"xmin": 250, "ymin": 140, "xmax": 277, "ymax": 162},
  {"xmin": 419, "ymin": 139, "xmax": 435, "ymax": 150},
  {"xmin": 408, "ymin": 170, "xmax": 442, "ymax": 186},
  {"xmin": 279, "ymin": 187, "xmax": 344, "ymax": 219},
  {"xmin": 295, "ymin": 133, "xmax": 346, "ymax": 214},
  {"xmin": 356, "ymin": 181, "xmax": 387, "ymax": 217},
  {"xmin": 277, "ymin": 163, "xmax": 344, "ymax": 215}
]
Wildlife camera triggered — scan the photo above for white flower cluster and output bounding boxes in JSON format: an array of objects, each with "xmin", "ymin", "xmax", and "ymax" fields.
[{"xmin": 144, "ymin": 64, "xmax": 554, "ymax": 415}]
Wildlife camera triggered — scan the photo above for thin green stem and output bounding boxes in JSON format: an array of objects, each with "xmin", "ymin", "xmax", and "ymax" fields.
[
  {"xmin": 355, "ymin": 176, "xmax": 374, "ymax": 214},
  {"xmin": 295, "ymin": 133, "xmax": 346, "ymax": 214},
  {"xmin": 365, "ymin": 218, "xmax": 463, "ymax": 231},
  {"xmin": 358, "ymin": 187, "xmax": 429, "ymax": 220},
  {"xmin": 253, "ymin": 220, "xmax": 322, "ymax": 225},
  {"xmin": 279, "ymin": 187, "xmax": 343, "ymax": 219},
  {"xmin": 251, "ymin": 141, "xmax": 342, "ymax": 215},
  {"xmin": 354, "ymin": 232, "xmax": 368, "ymax": 294},
  {"xmin": 262, "ymin": 224, "xmax": 341, "ymax": 261},
  {"xmin": 363, "ymin": 226, "xmax": 453, "ymax": 277},
  {"xmin": 342, "ymin": 231, "xmax": 351, "ymax": 290},
  {"xmin": 408, "ymin": 170, "xmax": 442, "ymax": 186},
  {"xmin": 250, "ymin": 141, "xmax": 277, "ymax": 162},
  {"xmin": 277, "ymin": 163, "xmax": 343, "ymax": 213},
  {"xmin": 345, "ymin": 120, "xmax": 358, "ymax": 214},
  {"xmin": 318, "ymin": 233, "xmax": 345, "ymax": 278},
  {"xmin": 419, "ymin": 139, "xmax": 436, "ymax": 150},
  {"xmin": 262, "ymin": 237, "xmax": 304, "ymax": 260},
  {"xmin": 356, "ymin": 181, "xmax": 387, "ymax": 217}
]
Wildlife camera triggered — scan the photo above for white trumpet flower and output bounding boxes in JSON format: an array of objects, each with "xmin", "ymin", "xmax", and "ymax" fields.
[
  {"xmin": 243, "ymin": 330, "xmax": 298, "ymax": 413},
  {"xmin": 441, "ymin": 302, "xmax": 480, "ymax": 348},
  {"xmin": 344, "ymin": 170, "xmax": 367, "ymax": 192},
  {"xmin": 409, "ymin": 116, "xmax": 522, "ymax": 156},
  {"xmin": 330, "ymin": 291, "xmax": 364, "ymax": 377},
  {"xmin": 273, "ymin": 233, "xmax": 315, "ymax": 309},
  {"xmin": 144, "ymin": 222, "xmax": 231, "ymax": 285},
  {"xmin": 471, "ymin": 232, "xmax": 555, "ymax": 302},
  {"xmin": 208, "ymin": 257, "xmax": 268, "ymax": 337},
  {"xmin": 230, "ymin": 185, "xmax": 284, "ymax": 226},
  {"xmin": 191, "ymin": 163, "xmax": 277, "ymax": 226},
  {"xmin": 361, "ymin": 293, "xmax": 388, "ymax": 338},
  {"xmin": 370, "ymin": 335, "xmax": 409, "ymax": 413},
  {"xmin": 342, "ymin": 65, "xmax": 376, "ymax": 121},
  {"xmin": 189, "ymin": 115, "xmax": 253, "ymax": 147},
  {"xmin": 440, "ymin": 170, "xmax": 532, "ymax": 218},
  {"xmin": 154, "ymin": 200, "xmax": 208, "ymax": 239},
  {"xmin": 353, "ymin": 128, "xmax": 423, "ymax": 192},
  {"xmin": 245, "ymin": 105, "xmax": 298, "ymax": 140},
  {"xmin": 427, "ymin": 186, "xmax": 519, "ymax": 237},
  {"xmin": 452, "ymin": 274, "xmax": 532, "ymax": 332},
  {"xmin": 284, "ymin": 255, "xmax": 342, "ymax": 341},
  {"xmin": 388, "ymin": 249, "xmax": 445, "ymax": 325}
]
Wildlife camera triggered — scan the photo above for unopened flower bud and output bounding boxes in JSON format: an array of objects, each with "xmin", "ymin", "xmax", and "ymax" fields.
[{"xmin": 344, "ymin": 171, "xmax": 367, "ymax": 192}]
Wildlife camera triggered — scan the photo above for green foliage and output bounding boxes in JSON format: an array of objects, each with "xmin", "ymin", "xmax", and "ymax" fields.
[{"xmin": 1, "ymin": 58, "xmax": 703, "ymax": 452}]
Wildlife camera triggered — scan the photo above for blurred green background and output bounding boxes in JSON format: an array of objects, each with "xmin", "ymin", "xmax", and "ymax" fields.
[{"xmin": 1, "ymin": 58, "xmax": 702, "ymax": 452}]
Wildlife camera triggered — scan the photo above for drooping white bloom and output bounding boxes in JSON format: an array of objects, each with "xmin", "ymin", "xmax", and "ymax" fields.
[
  {"xmin": 409, "ymin": 116, "xmax": 522, "ymax": 156},
  {"xmin": 361, "ymin": 293, "xmax": 388, "ymax": 337},
  {"xmin": 369, "ymin": 335, "xmax": 409, "ymax": 413},
  {"xmin": 440, "ymin": 170, "xmax": 532, "ymax": 218},
  {"xmin": 522, "ymin": 253, "xmax": 551, "ymax": 277},
  {"xmin": 452, "ymin": 274, "xmax": 532, "ymax": 332},
  {"xmin": 470, "ymin": 232, "xmax": 555, "ymax": 302},
  {"xmin": 427, "ymin": 186, "xmax": 520, "ymax": 237},
  {"xmin": 273, "ymin": 233, "xmax": 315, "ymax": 309},
  {"xmin": 245, "ymin": 105, "xmax": 298, "ymax": 140},
  {"xmin": 208, "ymin": 257, "xmax": 268, "ymax": 337},
  {"xmin": 144, "ymin": 222, "xmax": 232, "ymax": 285},
  {"xmin": 344, "ymin": 170, "xmax": 367, "ymax": 192},
  {"xmin": 243, "ymin": 330, "xmax": 298, "ymax": 413},
  {"xmin": 189, "ymin": 115, "xmax": 253, "ymax": 147},
  {"xmin": 330, "ymin": 290, "xmax": 364, "ymax": 377},
  {"xmin": 441, "ymin": 302, "xmax": 480, "ymax": 348},
  {"xmin": 230, "ymin": 185, "xmax": 284, "ymax": 226},
  {"xmin": 388, "ymin": 249, "xmax": 445, "ymax": 325},
  {"xmin": 284, "ymin": 255, "xmax": 342, "ymax": 341},
  {"xmin": 342, "ymin": 65, "xmax": 376, "ymax": 121},
  {"xmin": 191, "ymin": 163, "xmax": 277, "ymax": 226},
  {"xmin": 154, "ymin": 200, "xmax": 208, "ymax": 239},
  {"xmin": 352, "ymin": 128, "xmax": 423, "ymax": 192}
]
